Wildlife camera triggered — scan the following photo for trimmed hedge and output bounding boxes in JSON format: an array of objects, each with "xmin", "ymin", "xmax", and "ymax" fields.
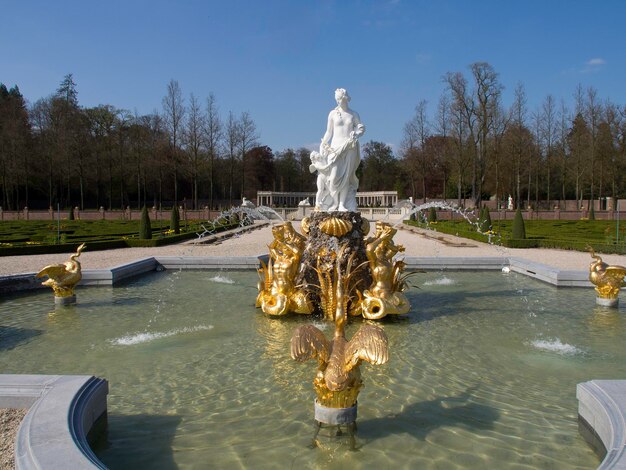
[
  {"xmin": 0, "ymin": 240, "xmax": 127, "ymax": 256},
  {"xmin": 501, "ymin": 239, "xmax": 540, "ymax": 249},
  {"xmin": 404, "ymin": 219, "xmax": 626, "ymax": 254},
  {"xmin": 0, "ymin": 220, "xmax": 241, "ymax": 256}
]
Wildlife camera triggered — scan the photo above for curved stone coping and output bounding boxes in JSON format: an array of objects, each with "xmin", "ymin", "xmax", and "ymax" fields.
[
  {"xmin": 0, "ymin": 255, "xmax": 594, "ymax": 293},
  {"xmin": 577, "ymin": 380, "xmax": 626, "ymax": 469},
  {"xmin": 0, "ymin": 374, "xmax": 108, "ymax": 469}
]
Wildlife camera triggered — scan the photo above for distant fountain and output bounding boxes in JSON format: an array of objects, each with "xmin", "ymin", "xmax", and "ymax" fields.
[{"xmin": 392, "ymin": 199, "xmax": 480, "ymax": 229}]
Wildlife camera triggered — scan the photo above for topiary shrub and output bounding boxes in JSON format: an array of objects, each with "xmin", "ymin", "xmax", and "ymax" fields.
[
  {"xmin": 589, "ymin": 204, "xmax": 595, "ymax": 221},
  {"xmin": 68, "ymin": 206, "xmax": 75, "ymax": 220},
  {"xmin": 140, "ymin": 206, "xmax": 152, "ymax": 239},
  {"xmin": 428, "ymin": 207, "xmax": 437, "ymax": 223},
  {"xmin": 512, "ymin": 208, "xmax": 526, "ymax": 239},
  {"xmin": 170, "ymin": 205, "xmax": 180, "ymax": 234},
  {"xmin": 479, "ymin": 206, "xmax": 492, "ymax": 232}
]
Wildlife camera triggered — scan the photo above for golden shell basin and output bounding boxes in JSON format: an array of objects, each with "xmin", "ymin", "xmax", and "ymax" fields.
[{"xmin": 319, "ymin": 217, "xmax": 353, "ymax": 237}]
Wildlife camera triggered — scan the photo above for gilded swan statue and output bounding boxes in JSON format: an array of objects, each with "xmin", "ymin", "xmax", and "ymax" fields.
[
  {"xmin": 36, "ymin": 243, "xmax": 86, "ymax": 297},
  {"xmin": 588, "ymin": 246, "xmax": 626, "ymax": 300}
]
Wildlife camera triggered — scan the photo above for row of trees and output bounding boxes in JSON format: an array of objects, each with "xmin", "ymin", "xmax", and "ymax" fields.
[
  {"xmin": 0, "ymin": 75, "xmax": 317, "ymax": 211},
  {"xmin": 400, "ymin": 62, "xmax": 626, "ymax": 209},
  {"xmin": 2, "ymin": 66, "xmax": 625, "ymax": 211}
]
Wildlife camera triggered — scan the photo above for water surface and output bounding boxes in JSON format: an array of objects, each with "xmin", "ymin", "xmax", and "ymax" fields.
[{"xmin": 1, "ymin": 270, "xmax": 622, "ymax": 469}]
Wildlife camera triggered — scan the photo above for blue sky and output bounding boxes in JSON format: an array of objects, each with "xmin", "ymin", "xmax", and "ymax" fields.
[{"xmin": 2, "ymin": 0, "xmax": 625, "ymax": 153}]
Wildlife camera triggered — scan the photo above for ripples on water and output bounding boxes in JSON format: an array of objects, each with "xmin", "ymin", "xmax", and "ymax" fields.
[{"xmin": 0, "ymin": 270, "xmax": 620, "ymax": 468}]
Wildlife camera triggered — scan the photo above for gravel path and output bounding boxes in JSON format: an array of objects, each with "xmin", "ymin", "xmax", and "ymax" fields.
[
  {"xmin": 1, "ymin": 222, "xmax": 625, "ymax": 276},
  {"xmin": 0, "ymin": 409, "xmax": 26, "ymax": 470}
]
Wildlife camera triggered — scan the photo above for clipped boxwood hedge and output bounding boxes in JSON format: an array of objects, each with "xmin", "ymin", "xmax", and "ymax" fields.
[
  {"xmin": 0, "ymin": 220, "xmax": 241, "ymax": 256},
  {"xmin": 501, "ymin": 239, "xmax": 540, "ymax": 249},
  {"xmin": 404, "ymin": 218, "xmax": 626, "ymax": 254}
]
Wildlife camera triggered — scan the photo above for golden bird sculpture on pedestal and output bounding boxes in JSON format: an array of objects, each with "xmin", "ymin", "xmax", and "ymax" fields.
[
  {"xmin": 36, "ymin": 243, "xmax": 86, "ymax": 303},
  {"xmin": 588, "ymin": 246, "xmax": 626, "ymax": 307},
  {"xmin": 291, "ymin": 251, "xmax": 389, "ymax": 411}
]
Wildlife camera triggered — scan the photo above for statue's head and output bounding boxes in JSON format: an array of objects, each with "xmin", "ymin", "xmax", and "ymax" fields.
[
  {"xmin": 272, "ymin": 224, "xmax": 285, "ymax": 239},
  {"xmin": 375, "ymin": 221, "xmax": 385, "ymax": 236},
  {"xmin": 335, "ymin": 88, "xmax": 350, "ymax": 105}
]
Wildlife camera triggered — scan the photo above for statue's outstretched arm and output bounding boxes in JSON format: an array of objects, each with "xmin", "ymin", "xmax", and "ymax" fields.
[
  {"xmin": 321, "ymin": 112, "xmax": 334, "ymax": 155},
  {"xmin": 352, "ymin": 112, "xmax": 365, "ymax": 139}
]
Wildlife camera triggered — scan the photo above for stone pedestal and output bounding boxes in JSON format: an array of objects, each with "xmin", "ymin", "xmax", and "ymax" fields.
[
  {"xmin": 596, "ymin": 297, "xmax": 619, "ymax": 308},
  {"xmin": 296, "ymin": 211, "xmax": 371, "ymax": 314},
  {"xmin": 314, "ymin": 400, "xmax": 357, "ymax": 425},
  {"xmin": 54, "ymin": 295, "xmax": 76, "ymax": 306}
]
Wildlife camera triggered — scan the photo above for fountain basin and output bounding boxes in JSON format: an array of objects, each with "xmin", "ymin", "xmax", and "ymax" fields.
[{"xmin": 1, "ymin": 267, "xmax": 622, "ymax": 468}]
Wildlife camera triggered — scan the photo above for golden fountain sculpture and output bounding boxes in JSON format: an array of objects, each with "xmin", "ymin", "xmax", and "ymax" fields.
[
  {"xmin": 588, "ymin": 247, "xmax": 626, "ymax": 307},
  {"xmin": 291, "ymin": 251, "xmax": 388, "ymax": 437},
  {"xmin": 360, "ymin": 222, "xmax": 411, "ymax": 319},
  {"xmin": 256, "ymin": 222, "xmax": 312, "ymax": 316},
  {"xmin": 36, "ymin": 243, "xmax": 86, "ymax": 304},
  {"xmin": 256, "ymin": 218, "xmax": 413, "ymax": 319}
]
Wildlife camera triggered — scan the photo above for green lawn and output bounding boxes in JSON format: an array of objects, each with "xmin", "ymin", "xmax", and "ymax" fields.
[
  {"xmin": 405, "ymin": 218, "xmax": 626, "ymax": 254},
  {"xmin": 0, "ymin": 218, "xmax": 226, "ymax": 256}
]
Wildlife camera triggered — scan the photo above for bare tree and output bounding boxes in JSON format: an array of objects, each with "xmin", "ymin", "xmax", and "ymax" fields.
[
  {"xmin": 585, "ymin": 86, "xmax": 602, "ymax": 207},
  {"xmin": 184, "ymin": 93, "xmax": 205, "ymax": 209},
  {"xmin": 471, "ymin": 62, "xmax": 502, "ymax": 206},
  {"xmin": 400, "ymin": 100, "xmax": 430, "ymax": 200},
  {"xmin": 435, "ymin": 94, "xmax": 453, "ymax": 199},
  {"xmin": 238, "ymin": 112, "xmax": 259, "ymax": 200},
  {"xmin": 539, "ymin": 95, "xmax": 557, "ymax": 205},
  {"xmin": 162, "ymin": 79, "xmax": 185, "ymax": 204},
  {"xmin": 225, "ymin": 112, "xmax": 240, "ymax": 206},
  {"xmin": 444, "ymin": 71, "xmax": 477, "ymax": 205},
  {"xmin": 510, "ymin": 83, "xmax": 531, "ymax": 208},
  {"xmin": 204, "ymin": 93, "xmax": 222, "ymax": 211},
  {"xmin": 554, "ymin": 100, "xmax": 568, "ymax": 202},
  {"xmin": 490, "ymin": 103, "xmax": 509, "ymax": 207}
]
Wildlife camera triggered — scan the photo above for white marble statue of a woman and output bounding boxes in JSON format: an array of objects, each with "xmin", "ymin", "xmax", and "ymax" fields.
[{"xmin": 310, "ymin": 88, "xmax": 365, "ymax": 212}]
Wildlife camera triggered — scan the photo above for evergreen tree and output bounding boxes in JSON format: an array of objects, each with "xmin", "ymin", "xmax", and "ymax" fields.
[
  {"xmin": 512, "ymin": 208, "xmax": 526, "ymax": 239},
  {"xmin": 479, "ymin": 206, "xmax": 492, "ymax": 232},
  {"xmin": 140, "ymin": 205, "xmax": 152, "ymax": 239},
  {"xmin": 170, "ymin": 205, "xmax": 180, "ymax": 234},
  {"xmin": 428, "ymin": 206, "xmax": 437, "ymax": 223}
]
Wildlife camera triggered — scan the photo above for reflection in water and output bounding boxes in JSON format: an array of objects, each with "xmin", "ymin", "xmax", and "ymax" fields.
[{"xmin": 588, "ymin": 306, "xmax": 623, "ymax": 332}]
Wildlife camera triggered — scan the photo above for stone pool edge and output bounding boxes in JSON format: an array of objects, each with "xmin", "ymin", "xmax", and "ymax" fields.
[
  {"xmin": 0, "ymin": 374, "xmax": 108, "ymax": 470},
  {"xmin": 0, "ymin": 255, "xmax": 594, "ymax": 293},
  {"xmin": 577, "ymin": 380, "xmax": 626, "ymax": 469}
]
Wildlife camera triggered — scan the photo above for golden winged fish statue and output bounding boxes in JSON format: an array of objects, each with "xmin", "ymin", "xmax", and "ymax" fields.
[
  {"xmin": 36, "ymin": 243, "xmax": 86, "ymax": 304},
  {"xmin": 290, "ymin": 251, "xmax": 388, "ymax": 438},
  {"xmin": 256, "ymin": 222, "xmax": 312, "ymax": 316},
  {"xmin": 360, "ymin": 221, "xmax": 411, "ymax": 319},
  {"xmin": 588, "ymin": 246, "xmax": 626, "ymax": 307}
]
